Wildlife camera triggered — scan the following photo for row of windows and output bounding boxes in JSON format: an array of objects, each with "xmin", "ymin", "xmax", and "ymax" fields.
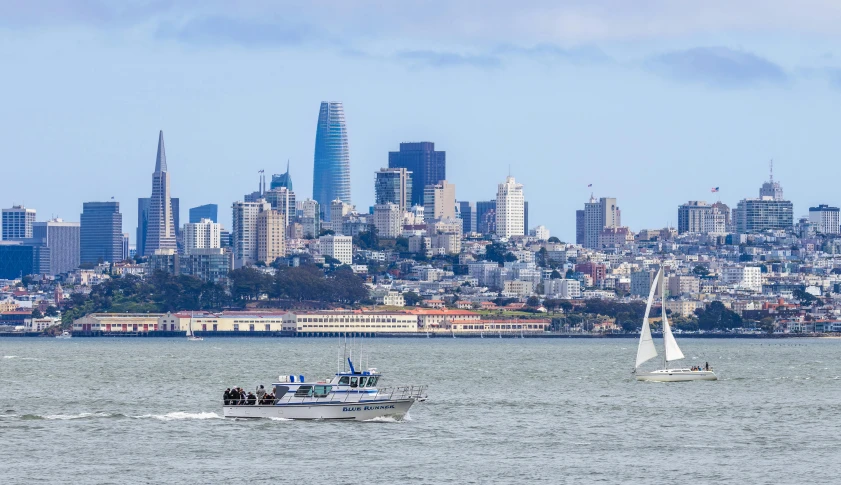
[
  {"xmin": 300, "ymin": 317, "xmax": 412, "ymax": 323},
  {"xmin": 301, "ymin": 324, "xmax": 411, "ymax": 329},
  {"xmin": 452, "ymin": 324, "xmax": 546, "ymax": 330}
]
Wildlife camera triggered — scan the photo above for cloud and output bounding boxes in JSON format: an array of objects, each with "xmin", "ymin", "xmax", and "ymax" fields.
[
  {"xmin": 645, "ymin": 47, "xmax": 788, "ymax": 87},
  {"xmin": 395, "ymin": 50, "xmax": 502, "ymax": 69},
  {"xmin": 156, "ymin": 15, "xmax": 319, "ymax": 47},
  {"xmin": 493, "ymin": 43, "xmax": 611, "ymax": 64}
]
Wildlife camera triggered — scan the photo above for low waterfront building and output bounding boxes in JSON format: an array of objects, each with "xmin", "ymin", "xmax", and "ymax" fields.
[
  {"xmin": 73, "ymin": 313, "xmax": 166, "ymax": 333},
  {"xmin": 449, "ymin": 319, "xmax": 550, "ymax": 333}
]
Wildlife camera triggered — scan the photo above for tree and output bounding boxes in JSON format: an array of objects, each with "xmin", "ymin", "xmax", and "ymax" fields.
[
  {"xmin": 792, "ymin": 289, "xmax": 818, "ymax": 306},
  {"xmin": 45, "ymin": 306, "xmax": 59, "ymax": 317},
  {"xmin": 403, "ymin": 291, "xmax": 423, "ymax": 306},
  {"xmin": 484, "ymin": 243, "xmax": 516, "ymax": 265},
  {"xmin": 692, "ymin": 265, "xmax": 710, "ymax": 277},
  {"xmin": 694, "ymin": 301, "xmax": 743, "ymax": 331},
  {"xmin": 759, "ymin": 316, "xmax": 776, "ymax": 334},
  {"xmin": 550, "ymin": 270, "xmax": 562, "ymax": 279},
  {"xmin": 229, "ymin": 267, "xmax": 273, "ymax": 302},
  {"xmin": 559, "ymin": 301, "xmax": 573, "ymax": 313},
  {"xmin": 31, "ymin": 309, "xmax": 43, "ymax": 319},
  {"xmin": 526, "ymin": 296, "xmax": 540, "ymax": 308},
  {"xmin": 353, "ymin": 226, "xmax": 380, "ymax": 250},
  {"xmin": 318, "ymin": 228, "xmax": 335, "ymax": 237},
  {"xmin": 548, "ymin": 236, "xmax": 561, "ymax": 243}
]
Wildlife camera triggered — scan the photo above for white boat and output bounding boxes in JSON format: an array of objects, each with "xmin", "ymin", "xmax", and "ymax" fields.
[
  {"xmin": 223, "ymin": 348, "xmax": 427, "ymax": 420},
  {"xmin": 55, "ymin": 330, "xmax": 71, "ymax": 339},
  {"xmin": 634, "ymin": 268, "xmax": 717, "ymax": 382},
  {"xmin": 187, "ymin": 314, "xmax": 203, "ymax": 341}
]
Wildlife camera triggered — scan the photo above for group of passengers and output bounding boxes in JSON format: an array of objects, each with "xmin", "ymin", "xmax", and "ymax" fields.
[
  {"xmin": 224, "ymin": 385, "xmax": 276, "ymax": 406},
  {"xmin": 691, "ymin": 362, "xmax": 711, "ymax": 372}
]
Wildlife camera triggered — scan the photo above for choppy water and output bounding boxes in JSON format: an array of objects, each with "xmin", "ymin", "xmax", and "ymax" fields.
[{"xmin": 1, "ymin": 337, "xmax": 839, "ymax": 484}]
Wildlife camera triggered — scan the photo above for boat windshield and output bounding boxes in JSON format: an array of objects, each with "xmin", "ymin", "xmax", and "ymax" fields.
[
  {"xmin": 359, "ymin": 377, "xmax": 368, "ymax": 387},
  {"xmin": 367, "ymin": 377, "xmax": 378, "ymax": 387},
  {"xmin": 294, "ymin": 386, "xmax": 312, "ymax": 397},
  {"xmin": 338, "ymin": 376, "xmax": 349, "ymax": 385},
  {"xmin": 350, "ymin": 377, "xmax": 358, "ymax": 388},
  {"xmin": 313, "ymin": 385, "xmax": 332, "ymax": 398}
]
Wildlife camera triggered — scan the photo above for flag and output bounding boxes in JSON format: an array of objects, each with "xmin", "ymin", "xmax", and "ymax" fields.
[
  {"xmin": 710, "ymin": 187, "xmax": 719, "ymax": 193},
  {"xmin": 587, "ymin": 184, "xmax": 592, "ymax": 187}
]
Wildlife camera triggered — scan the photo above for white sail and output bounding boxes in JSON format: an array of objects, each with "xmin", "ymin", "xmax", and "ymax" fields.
[
  {"xmin": 635, "ymin": 269, "xmax": 661, "ymax": 368},
  {"xmin": 661, "ymin": 279, "xmax": 685, "ymax": 362}
]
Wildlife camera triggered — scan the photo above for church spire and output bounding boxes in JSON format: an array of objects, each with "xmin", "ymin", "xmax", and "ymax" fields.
[{"xmin": 155, "ymin": 130, "xmax": 167, "ymax": 172}]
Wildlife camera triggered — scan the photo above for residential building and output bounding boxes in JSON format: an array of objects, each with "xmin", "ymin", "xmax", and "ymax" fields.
[
  {"xmin": 496, "ymin": 176, "xmax": 525, "ymax": 238},
  {"xmin": 373, "ymin": 203, "xmax": 402, "ymax": 238},
  {"xmin": 313, "ymin": 101, "xmax": 351, "ymax": 218},
  {"xmin": 232, "ymin": 199, "xmax": 270, "ymax": 268},
  {"xmin": 668, "ymin": 275, "xmax": 700, "ymax": 296},
  {"xmin": 319, "ymin": 234, "xmax": 353, "ymax": 265},
  {"xmin": 809, "ymin": 205, "xmax": 840, "ymax": 235},
  {"xmin": 32, "ymin": 219, "xmax": 80, "ymax": 275},
  {"xmin": 189, "ymin": 204, "xmax": 218, "ymax": 223},
  {"xmin": 80, "ymin": 201, "xmax": 123, "ymax": 264},
  {"xmin": 630, "ymin": 269, "xmax": 663, "ymax": 297},
  {"xmin": 575, "ymin": 261, "xmax": 606, "ymax": 285},
  {"xmin": 582, "ymin": 196, "xmax": 620, "ymax": 249},
  {"xmin": 329, "ymin": 199, "xmax": 353, "ymax": 233},
  {"xmin": 264, "ymin": 188, "xmax": 295, "ymax": 226},
  {"xmin": 723, "ymin": 266, "xmax": 762, "ymax": 292},
  {"xmin": 423, "ymin": 181, "xmax": 456, "ymax": 221},
  {"xmin": 678, "ymin": 201, "xmax": 712, "ymax": 234},
  {"xmin": 375, "ymin": 167, "xmax": 412, "ymax": 213},
  {"xmin": 735, "ymin": 198, "xmax": 794, "ymax": 234},
  {"xmin": 182, "ymin": 218, "xmax": 221, "ymax": 255},
  {"xmin": 458, "ymin": 201, "xmax": 476, "ymax": 234},
  {"xmin": 530, "ymin": 225, "xmax": 550, "ymax": 241},
  {"xmin": 2, "ymin": 205, "xmax": 36, "ymax": 241},
  {"xmin": 149, "ymin": 248, "xmax": 232, "ymax": 283},
  {"xmin": 256, "ymin": 209, "xmax": 286, "ymax": 265},
  {"xmin": 143, "ymin": 131, "xmax": 177, "ymax": 255},
  {"xmin": 299, "ymin": 199, "xmax": 321, "ymax": 238},
  {"xmin": 543, "ymin": 278, "xmax": 581, "ymax": 299},
  {"xmin": 388, "ymin": 142, "xmax": 446, "ymax": 207}
]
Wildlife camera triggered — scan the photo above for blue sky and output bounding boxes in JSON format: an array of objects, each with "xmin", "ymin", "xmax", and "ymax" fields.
[{"xmin": 2, "ymin": 1, "xmax": 841, "ymax": 242}]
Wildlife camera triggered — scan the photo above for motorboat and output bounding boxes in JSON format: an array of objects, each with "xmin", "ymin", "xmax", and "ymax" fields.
[
  {"xmin": 634, "ymin": 268, "xmax": 717, "ymax": 382},
  {"xmin": 223, "ymin": 345, "xmax": 427, "ymax": 420},
  {"xmin": 55, "ymin": 330, "xmax": 72, "ymax": 339}
]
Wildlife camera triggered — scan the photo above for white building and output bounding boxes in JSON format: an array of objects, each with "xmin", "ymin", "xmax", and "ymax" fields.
[
  {"xmin": 496, "ymin": 176, "xmax": 524, "ymax": 238},
  {"xmin": 330, "ymin": 199, "xmax": 353, "ymax": 234},
  {"xmin": 232, "ymin": 199, "xmax": 271, "ymax": 268},
  {"xmin": 809, "ymin": 205, "xmax": 840, "ymax": 235},
  {"xmin": 543, "ymin": 278, "xmax": 581, "ymax": 299},
  {"xmin": 581, "ymin": 196, "xmax": 619, "ymax": 248},
  {"xmin": 530, "ymin": 225, "xmax": 550, "ymax": 241},
  {"xmin": 423, "ymin": 181, "xmax": 456, "ymax": 221},
  {"xmin": 319, "ymin": 234, "xmax": 353, "ymax": 265},
  {"xmin": 373, "ymin": 203, "xmax": 402, "ymax": 238},
  {"xmin": 2, "ymin": 205, "xmax": 36, "ymax": 240},
  {"xmin": 723, "ymin": 266, "xmax": 762, "ymax": 293},
  {"xmin": 182, "ymin": 218, "xmax": 221, "ymax": 255}
]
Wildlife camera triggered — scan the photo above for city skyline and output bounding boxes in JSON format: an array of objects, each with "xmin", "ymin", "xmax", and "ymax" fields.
[{"xmin": 2, "ymin": 3, "xmax": 841, "ymax": 241}]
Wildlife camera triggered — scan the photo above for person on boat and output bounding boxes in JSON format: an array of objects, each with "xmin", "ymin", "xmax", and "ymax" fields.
[
  {"xmin": 705, "ymin": 362, "xmax": 709, "ymax": 371},
  {"xmin": 256, "ymin": 385, "xmax": 266, "ymax": 401},
  {"xmin": 223, "ymin": 388, "xmax": 231, "ymax": 405},
  {"xmin": 246, "ymin": 392, "xmax": 257, "ymax": 405}
]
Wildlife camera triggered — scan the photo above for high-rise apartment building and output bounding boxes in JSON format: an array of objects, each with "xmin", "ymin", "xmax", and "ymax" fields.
[
  {"xmin": 330, "ymin": 199, "xmax": 353, "ymax": 233},
  {"xmin": 496, "ymin": 176, "xmax": 525, "ymax": 238},
  {"xmin": 2, "ymin": 205, "xmax": 36, "ymax": 240},
  {"xmin": 575, "ymin": 210, "xmax": 585, "ymax": 245},
  {"xmin": 319, "ymin": 234, "xmax": 353, "ymax": 266},
  {"xmin": 313, "ymin": 102, "xmax": 351, "ymax": 219},
  {"xmin": 80, "ymin": 201, "xmax": 123, "ymax": 264},
  {"xmin": 299, "ymin": 199, "xmax": 321, "ymax": 238},
  {"xmin": 375, "ymin": 168, "xmax": 412, "ymax": 213},
  {"xmin": 476, "ymin": 200, "xmax": 496, "ymax": 235},
  {"xmin": 388, "ymin": 142, "xmax": 446, "ymax": 207},
  {"xmin": 581, "ymin": 196, "xmax": 620, "ymax": 249},
  {"xmin": 373, "ymin": 203, "xmax": 402, "ymax": 238},
  {"xmin": 678, "ymin": 201, "xmax": 712, "ymax": 234},
  {"xmin": 808, "ymin": 205, "xmax": 840, "ymax": 235},
  {"xmin": 183, "ymin": 218, "xmax": 221, "ymax": 255},
  {"xmin": 423, "ymin": 181, "xmax": 456, "ymax": 221},
  {"xmin": 256, "ymin": 210, "xmax": 286, "ymax": 265},
  {"xmin": 143, "ymin": 131, "xmax": 177, "ymax": 255},
  {"xmin": 264, "ymin": 188, "xmax": 296, "ymax": 227},
  {"xmin": 458, "ymin": 201, "xmax": 476, "ymax": 234},
  {"xmin": 734, "ymin": 198, "xmax": 794, "ymax": 234},
  {"xmin": 32, "ymin": 219, "xmax": 80, "ymax": 275},
  {"xmin": 189, "ymin": 204, "xmax": 218, "ymax": 224},
  {"xmin": 232, "ymin": 199, "xmax": 270, "ymax": 269}
]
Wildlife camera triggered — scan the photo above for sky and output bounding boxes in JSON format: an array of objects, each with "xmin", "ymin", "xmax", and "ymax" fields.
[{"xmin": 2, "ymin": 0, "xmax": 841, "ymax": 242}]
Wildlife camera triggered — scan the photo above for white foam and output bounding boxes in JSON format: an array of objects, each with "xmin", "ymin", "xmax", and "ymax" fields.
[
  {"xmin": 364, "ymin": 413, "xmax": 411, "ymax": 423},
  {"xmin": 137, "ymin": 412, "xmax": 222, "ymax": 421},
  {"xmin": 3, "ymin": 355, "xmax": 17, "ymax": 359},
  {"xmin": 268, "ymin": 417, "xmax": 293, "ymax": 421},
  {"xmin": 42, "ymin": 412, "xmax": 116, "ymax": 420}
]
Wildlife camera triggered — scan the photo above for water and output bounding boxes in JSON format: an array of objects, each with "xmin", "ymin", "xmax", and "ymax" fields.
[{"xmin": 1, "ymin": 337, "xmax": 839, "ymax": 484}]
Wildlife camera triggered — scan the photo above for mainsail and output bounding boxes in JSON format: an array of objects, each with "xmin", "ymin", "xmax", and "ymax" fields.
[
  {"xmin": 635, "ymin": 268, "xmax": 661, "ymax": 368},
  {"xmin": 661, "ymin": 277, "xmax": 685, "ymax": 362}
]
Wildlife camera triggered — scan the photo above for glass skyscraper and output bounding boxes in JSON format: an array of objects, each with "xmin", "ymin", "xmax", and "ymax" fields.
[
  {"xmin": 388, "ymin": 142, "xmax": 446, "ymax": 207},
  {"xmin": 189, "ymin": 204, "xmax": 218, "ymax": 223},
  {"xmin": 313, "ymin": 102, "xmax": 351, "ymax": 220},
  {"xmin": 80, "ymin": 201, "xmax": 123, "ymax": 264}
]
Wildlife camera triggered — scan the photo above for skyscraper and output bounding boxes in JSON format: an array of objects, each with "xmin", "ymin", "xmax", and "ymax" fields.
[
  {"xmin": 423, "ymin": 181, "xmax": 456, "ymax": 221},
  {"xmin": 582, "ymin": 196, "xmax": 620, "ymax": 249},
  {"xmin": 2, "ymin": 206, "xmax": 36, "ymax": 240},
  {"xmin": 183, "ymin": 218, "xmax": 221, "ymax": 255},
  {"xmin": 256, "ymin": 209, "xmax": 286, "ymax": 265},
  {"xmin": 189, "ymin": 204, "xmax": 218, "ymax": 224},
  {"xmin": 271, "ymin": 161, "xmax": 294, "ymax": 191},
  {"xmin": 313, "ymin": 102, "xmax": 351, "ymax": 219},
  {"xmin": 80, "ymin": 201, "xmax": 122, "ymax": 264},
  {"xmin": 143, "ymin": 131, "xmax": 177, "ymax": 255},
  {"xmin": 33, "ymin": 219, "xmax": 80, "ymax": 275},
  {"xmin": 375, "ymin": 167, "xmax": 412, "ymax": 213},
  {"xmin": 476, "ymin": 200, "xmax": 496, "ymax": 235},
  {"xmin": 458, "ymin": 201, "xmax": 476, "ymax": 234},
  {"xmin": 232, "ymin": 199, "xmax": 270, "ymax": 268},
  {"xmin": 495, "ymin": 176, "xmax": 525, "ymax": 238},
  {"xmin": 136, "ymin": 198, "xmax": 150, "ymax": 256},
  {"xmin": 388, "ymin": 142, "xmax": 446, "ymax": 207},
  {"xmin": 809, "ymin": 205, "xmax": 840, "ymax": 235}
]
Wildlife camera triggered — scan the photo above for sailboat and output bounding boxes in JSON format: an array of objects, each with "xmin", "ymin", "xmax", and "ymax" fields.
[
  {"xmin": 187, "ymin": 313, "xmax": 203, "ymax": 341},
  {"xmin": 634, "ymin": 268, "xmax": 716, "ymax": 382}
]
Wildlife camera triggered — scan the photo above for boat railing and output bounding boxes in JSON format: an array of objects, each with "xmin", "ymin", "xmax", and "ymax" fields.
[{"xmin": 224, "ymin": 384, "xmax": 428, "ymax": 406}]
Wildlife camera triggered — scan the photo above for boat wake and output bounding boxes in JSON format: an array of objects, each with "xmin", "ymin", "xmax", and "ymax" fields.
[
  {"xmin": 6, "ymin": 411, "xmax": 223, "ymax": 421},
  {"xmin": 364, "ymin": 413, "xmax": 412, "ymax": 423},
  {"xmin": 20, "ymin": 412, "xmax": 123, "ymax": 420},
  {"xmin": 138, "ymin": 412, "xmax": 222, "ymax": 421}
]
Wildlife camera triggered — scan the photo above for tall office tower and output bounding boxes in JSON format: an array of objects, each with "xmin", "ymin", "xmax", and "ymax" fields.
[
  {"xmin": 734, "ymin": 198, "xmax": 794, "ymax": 234},
  {"xmin": 423, "ymin": 180, "xmax": 456, "ymax": 221},
  {"xmin": 80, "ymin": 201, "xmax": 123, "ymax": 264},
  {"xmin": 809, "ymin": 205, "xmax": 840, "ymax": 235},
  {"xmin": 582, "ymin": 196, "xmax": 620, "ymax": 249},
  {"xmin": 232, "ymin": 199, "xmax": 270, "ymax": 268},
  {"xmin": 189, "ymin": 204, "xmax": 218, "ymax": 224},
  {"xmin": 299, "ymin": 199, "xmax": 321, "ymax": 238},
  {"xmin": 495, "ymin": 176, "xmax": 525, "ymax": 238},
  {"xmin": 524, "ymin": 201, "xmax": 529, "ymax": 233},
  {"xmin": 388, "ymin": 142, "xmax": 446, "ymax": 207},
  {"xmin": 759, "ymin": 161, "xmax": 784, "ymax": 201},
  {"xmin": 256, "ymin": 210, "xmax": 286, "ymax": 265},
  {"xmin": 171, "ymin": 197, "xmax": 180, "ymax": 240},
  {"xmin": 271, "ymin": 161, "xmax": 294, "ymax": 191},
  {"xmin": 2, "ymin": 205, "xmax": 36, "ymax": 240},
  {"xmin": 136, "ymin": 197, "xmax": 150, "ymax": 257},
  {"xmin": 264, "ymin": 188, "xmax": 296, "ymax": 227},
  {"xmin": 143, "ymin": 131, "xmax": 177, "ymax": 255},
  {"xmin": 374, "ymin": 203, "xmax": 402, "ymax": 238},
  {"xmin": 122, "ymin": 233, "xmax": 130, "ymax": 261},
  {"xmin": 313, "ymin": 101, "xmax": 351, "ymax": 219},
  {"xmin": 329, "ymin": 199, "xmax": 353, "ymax": 233},
  {"xmin": 476, "ymin": 201, "xmax": 496, "ymax": 235},
  {"xmin": 375, "ymin": 167, "xmax": 413, "ymax": 213},
  {"xmin": 183, "ymin": 218, "xmax": 221, "ymax": 255},
  {"xmin": 32, "ymin": 219, "xmax": 80, "ymax": 275},
  {"xmin": 575, "ymin": 210, "xmax": 585, "ymax": 245},
  {"xmin": 458, "ymin": 201, "xmax": 476, "ymax": 234}
]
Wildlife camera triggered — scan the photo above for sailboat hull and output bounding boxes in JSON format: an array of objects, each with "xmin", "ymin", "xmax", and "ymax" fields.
[{"xmin": 635, "ymin": 369, "xmax": 717, "ymax": 382}]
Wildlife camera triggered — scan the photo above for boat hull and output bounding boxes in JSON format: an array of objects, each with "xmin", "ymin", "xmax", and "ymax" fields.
[
  {"xmin": 223, "ymin": 399, "xmax": 416, "ymax": 420},
  {"xmin": 636, "ymin": 370, "xmax": 717, "ymax": 382}
]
